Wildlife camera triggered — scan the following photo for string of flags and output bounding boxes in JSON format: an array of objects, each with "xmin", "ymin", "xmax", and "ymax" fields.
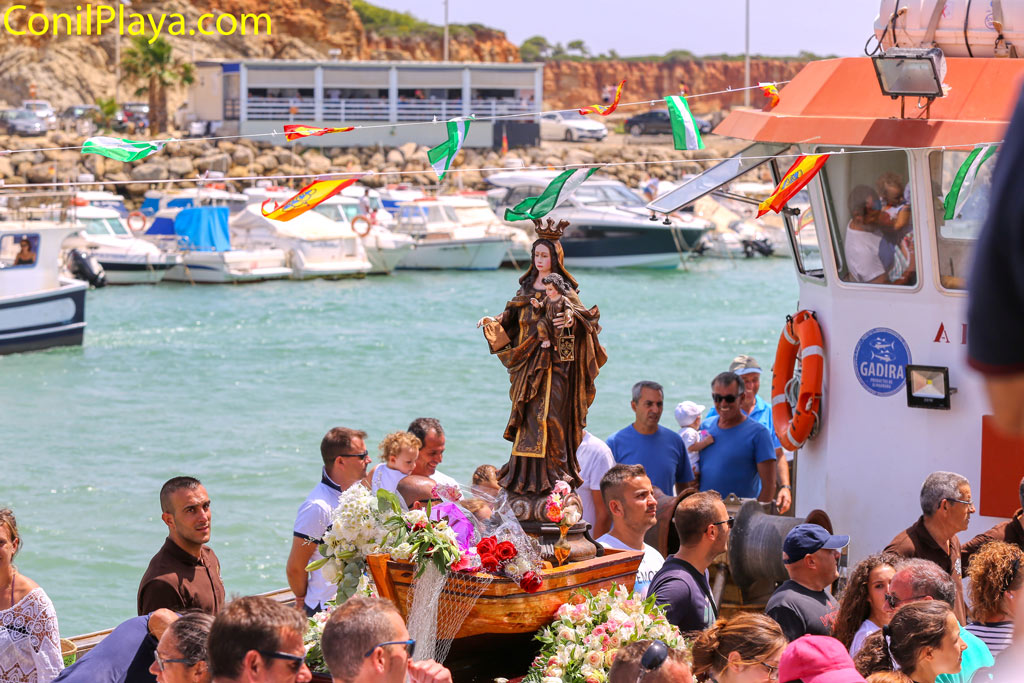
[
  {"xmin": 665, "ymin": 95, "xmax": 705, "ymax": 152},
  {"xmin": 428, "ymin": 117, "xmax": 473, "ymax": 181},
  {"xmin": 756, "ymin": 154, "xmax": 830, "ymax": 218},
  {"xmin": 943, "ymin": 143, "xmax": 998, "ymax": 220},
  {"xmin": 759, "ymin": 82, "xmax": 781, "ymax": 109},
  {"xmin": 504, "ymin": 167, "xmax": 600, "ymax": 222},
  {"xmin": 260, "ymin": 177, "xmax": 361, "ymax": 221},
  {"xmin": 82, "ymin": 137, "xmax": 166, "ymax": 162},
  {"xmin": 284, "ymin": 125, "xmax": 355, "ymax": 141},
  {"xmin": 579, "ymin": 79, "xmax": 626, "ymax": 116}
]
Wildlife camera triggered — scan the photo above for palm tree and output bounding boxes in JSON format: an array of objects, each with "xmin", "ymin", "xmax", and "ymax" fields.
[{"xmin": 120, "ymin": 36, "xmax": 194, "ymax": 136}]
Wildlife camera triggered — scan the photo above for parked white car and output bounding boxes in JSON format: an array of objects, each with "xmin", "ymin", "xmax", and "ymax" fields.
[
  {"xmin": 22, "ymin": 100, "xmax": 57, "ymax": 130},
  {"xmin": 540, "ymin": 111, "xmax": 608, "ymax": 142}
]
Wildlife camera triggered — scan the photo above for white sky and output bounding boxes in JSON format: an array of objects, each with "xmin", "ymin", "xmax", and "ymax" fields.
[{"xmin": 367, "ymin": 0, "xmax": 885, "ymax": 58}]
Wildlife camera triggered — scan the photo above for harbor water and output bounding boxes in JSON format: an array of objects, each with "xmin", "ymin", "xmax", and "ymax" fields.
[{"xmin": 2, "ymin": 258, "xmax": 796, "ymax": 636}]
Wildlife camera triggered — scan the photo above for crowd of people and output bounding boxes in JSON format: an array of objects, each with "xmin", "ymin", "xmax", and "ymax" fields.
[{"xmin": 4, "ymin": 374, "xmax": 1024, "ymax": 683}]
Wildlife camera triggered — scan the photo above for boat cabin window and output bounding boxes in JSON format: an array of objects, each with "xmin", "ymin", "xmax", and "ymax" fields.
[
  {"xmin": 0, "ymin": 233, "xmax": 39, "ymax": 268},
  {"xmin": 780, "ymin": 186, "xmax": 824, "ymax": 277},
  {"xmin": 503, "ymin": 186, "xmax": 542, "ymax": 207},
  {"xmin": 574, "ymin": 185, "xmax": 646, "ymax": 207},
  {"xmin": 928, "ymin": 148, "xmax": 996, "ymax": 291},
  {"xmin": 80, "ymin": 217, "xmax": 130, "ymax": 236},
  {"xmin": 313, "ymin": 204, "xmax": 343, "ymax": 222},
  {"xmin": 821, "ymin": 148, "xmax": 916, "ymax": 287}
]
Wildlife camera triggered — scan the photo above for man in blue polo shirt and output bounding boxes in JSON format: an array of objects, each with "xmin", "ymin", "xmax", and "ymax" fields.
[
  {"xmin": 606, "ymin": 380, "xmax": 694, "ymax": 497},
  {"xmin": 698, "ymin": 371, "xmax": 776, "ymax": 501}
]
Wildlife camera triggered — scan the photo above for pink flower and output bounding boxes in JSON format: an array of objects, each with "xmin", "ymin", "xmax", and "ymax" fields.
[
  {"xmin": 553, "ymin": 480, "xmax": 572, "ymax": 496},
  {"xmin": 545, "ymin": 501, "xmax": 564, "ymax": 523}
]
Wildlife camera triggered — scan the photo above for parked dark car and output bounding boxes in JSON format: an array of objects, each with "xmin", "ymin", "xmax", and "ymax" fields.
[
  {"xmin": 625, "ymin": 109, "xmax": 712, "ymax": 136},
  {"xmin": 3, "ymin": 109, "xmax": 47, "ymax": 136},
  {"xmin": 117, "ymin": 102, "xmax": 150, "ymax": 132},
  {"xmin": 59, "ymin": 104, "xmax": 99, "ymax": 130}
]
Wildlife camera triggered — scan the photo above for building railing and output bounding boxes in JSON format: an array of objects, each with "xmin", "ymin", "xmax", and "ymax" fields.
[{"xmin": 243, "ymin": 97, "xmax": 537, "ymax": 122}]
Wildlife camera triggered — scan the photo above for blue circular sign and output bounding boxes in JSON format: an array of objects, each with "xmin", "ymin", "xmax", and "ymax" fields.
[{"xmin": 853, "ymin": 327, "xmax": 912, "ymax": 397}]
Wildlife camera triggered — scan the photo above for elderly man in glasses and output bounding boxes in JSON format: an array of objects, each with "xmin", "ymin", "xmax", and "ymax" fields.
[
  {"xmin": 695, "ymin": 371, "xmax": 776, "ymax": 503},
  {"xmin": 208, "ymin": 596, "xmax": 311, "ymax": 683},
  {"xmin": 884, "ymin": 471, "xmax": 973, "ymax": 625},
  {"xmin": 286, "ymin": 427, "xmax": 370, "ymax": 616},
  {"xmin": 649, "ymin": 491, "xmax": 730, "ymax": 631},
  {"xmin": 321, "ymin": 596, "xmax": 452, "ymax": 683}
]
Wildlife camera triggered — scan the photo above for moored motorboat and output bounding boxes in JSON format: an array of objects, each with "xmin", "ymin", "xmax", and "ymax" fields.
[
  {"xmin": 0, "ymin": 223, "xmax": 87, "ymax": 354},
  {"xmin": 307, "ymin": 194, "xmax": 414, "ymax": 275},
  {"xmin": 392, "ymin": 199, "xmax": 510, "ymax": 271},
  {"xmin": 437, "ymin": 194, "xmax": 532, "ymax": 268},
  {"xmin": 63, "ymin": 204, "xmax": 180, "ymax": 284}
]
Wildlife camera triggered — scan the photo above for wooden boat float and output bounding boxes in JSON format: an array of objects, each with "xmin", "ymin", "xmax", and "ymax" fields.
[{"xmin": 366, "ymin": 547, "xmax": 642, "ymax": 639}]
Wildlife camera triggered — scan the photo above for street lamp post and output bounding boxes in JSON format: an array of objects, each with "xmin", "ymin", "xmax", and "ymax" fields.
[
  {"xmin": 744, "ymin": 0, "xmax": 750, "ymax": 107},
  {"xmin": 115, "ymin": 0, "xmax": 132, "ymax": 105},
  {"xmin": 442, "ymin": 0, "xmax": 449, "ymax": 62}
]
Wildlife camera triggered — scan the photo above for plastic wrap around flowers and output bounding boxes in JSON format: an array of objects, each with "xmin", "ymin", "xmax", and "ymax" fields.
[
  {"xmin": 526, "ymin": 585, "xmax": 685, "ymax": 683},
  {"xmin": 546, "ymin": 480, "xmax": 582, "ymax": 527}
]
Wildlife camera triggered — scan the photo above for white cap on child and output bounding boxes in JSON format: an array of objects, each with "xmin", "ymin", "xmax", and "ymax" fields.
[{"xmin": 674, "ymin": 401, "xmax": 706, "ymax": 428}]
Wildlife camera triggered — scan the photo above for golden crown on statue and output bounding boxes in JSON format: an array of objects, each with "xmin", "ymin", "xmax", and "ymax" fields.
[{"xmin": 533, "ymin": 218, "xmax": 570, "ymax": 241}]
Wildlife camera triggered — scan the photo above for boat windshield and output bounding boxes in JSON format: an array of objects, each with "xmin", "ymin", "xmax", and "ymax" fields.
[
  {"xmin": 574, "ymin": 185, "xmax": 646, "ymax": 207},
  {"xmin": 452, "ymin": 205, "xmax": 496, "ymax": 225},
  {"xmin": 928, "ymin": 148, "xmax": 994, "ymax": 291},
  {"xmin": 313, "ymin": 204, "xmax": 345, "ymax": 223},
  {"xmin": 80, "ymin": 217, "xmax": 130, "ymax": 236}
]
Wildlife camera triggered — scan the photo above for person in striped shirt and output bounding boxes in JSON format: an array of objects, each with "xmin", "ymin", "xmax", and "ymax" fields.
[{"xmin": 965, "ymin": 541, "xmax": 1021, "ymax": 656}]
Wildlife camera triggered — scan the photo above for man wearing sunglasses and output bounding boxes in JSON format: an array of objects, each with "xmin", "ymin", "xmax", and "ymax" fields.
[
  {"xmin": 884, "ymin": 471, "xmax": 973, "ymax": 625},
  {"xmin": 321, "ymin": 596, "xmax": 452, "ymax": 683},
  {"xmin": 696, "ymin": 372, "xmax": 776, "ymax": 504},
  {"xmin": 649, "ymin": 491, "xmax": 729, "ymax": 631},
  {"xmin": 208, "ymin": 596, "xmax": 311, "ymax": 683},
  {"xmin": 287, "ymin": 427, "xmax": 369, "ymax": 616}
]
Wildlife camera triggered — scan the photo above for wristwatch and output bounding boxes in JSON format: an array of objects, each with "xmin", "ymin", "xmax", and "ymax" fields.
[{"xmin": 778, "ymin": 485, "xmax": 791, "ymax": 491}]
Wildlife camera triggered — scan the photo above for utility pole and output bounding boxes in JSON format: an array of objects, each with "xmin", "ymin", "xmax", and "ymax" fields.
[
  {"xmin": 115, "ymin": 0, "xmax": 132, "ymax": 106},
  {"xmin": 744, "ymin": 0, "xmax": 751, "ymax": 107},
  {"xmin": 443, "ymin": 0, "xmax": 449, "ymax": 62}
]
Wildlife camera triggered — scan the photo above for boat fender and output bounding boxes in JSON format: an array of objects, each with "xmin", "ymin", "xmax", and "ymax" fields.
[
  {"xmin": 352, "ymin": 215, "xmax": 372, "ymax": 237},
  {"xmin": 67, "ymin": 248, "xmax": 107, "ymax": 288},
  {"xmin": 127, "ymin": 211, "xmax": 146, "ymax": 232},
  {"xmin": 771, "ymin": 310, "xmax": 824, "ymax": 451}
]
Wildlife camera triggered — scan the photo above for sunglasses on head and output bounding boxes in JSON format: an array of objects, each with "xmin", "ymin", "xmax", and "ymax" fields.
[{"xmin": 712, "ymin": 393, "xmax": 740, "ymax": 404}]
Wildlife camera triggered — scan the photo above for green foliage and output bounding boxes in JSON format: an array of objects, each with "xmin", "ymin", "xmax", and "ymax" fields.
[
  {"xmin": 120, "ymin": 35, "xmax": 193, "ymax": 133},
  {"xmin": 520, "ymin": 35, "xmax": 552, "ymax": 62},
  {"xmin": 93, "ymin": 97, "xmax": 119, "ymax": 131},
  {"xmin": 351, "ymin": 0, "xmax": 496, "ymax": 39},
  {"xmin": 566, "ymin": 39, "xmax": 589, "ymax": 57}
]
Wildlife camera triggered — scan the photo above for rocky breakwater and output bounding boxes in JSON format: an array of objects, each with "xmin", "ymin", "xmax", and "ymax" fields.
[{"xmin": 0, "ymin": 132, "xmax": 742, "ymax": 202}]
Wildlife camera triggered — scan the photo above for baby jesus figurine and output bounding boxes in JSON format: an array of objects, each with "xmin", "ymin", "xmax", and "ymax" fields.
[{"xmin": 530, "ymin": 273, "xmax": 576, "ymax": 362}]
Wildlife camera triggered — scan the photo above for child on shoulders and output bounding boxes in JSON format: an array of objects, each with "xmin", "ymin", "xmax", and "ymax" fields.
[
  {"xmin": 366, "ymin": 431, "xmax": 421, "ymax": 496},
  {"xmin": 675, "ymin": 401, "xmax": 713, "ymax": 477}
]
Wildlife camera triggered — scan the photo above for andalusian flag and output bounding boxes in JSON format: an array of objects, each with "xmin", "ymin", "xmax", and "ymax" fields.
[
  {"xmin": 261, "ymin": 177, "xmax": 360, "ymax": 221},
  {"xmin": 503, "ymin": 167, "xmax": 600, "ymax": 222},
  {"xmin": 665, "ymin": 96, "xmax": 704, "ymax": 151},
  {"xmin": 580, "ymin": 79, "xmax": 625, "ymax": 116},
  {"xmin": 428, "ymin": 117, "xmax": 472, "ymax": 181},
  {"xmin": 759, "ymin": 82, "xmax": 780, "ymax": 108},
  {"xmin": 82, "ymin": 136, "xmax": 166, "ymax": 162},
  {"xmin": 284, "ymin": 125, "xmax": 354, "ymax": 141},
  {"xmin": 943, "ymin": 144, "xmax": 998, "ymax": 220},
  {"xmin": 756, "ymin": 154, "xmax": 830, "ymax": 217}
]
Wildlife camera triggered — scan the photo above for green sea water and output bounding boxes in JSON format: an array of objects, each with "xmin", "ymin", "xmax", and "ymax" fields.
[{"xmin": 2, "ymin": 258, "xmax": 797, "ymax": 636}]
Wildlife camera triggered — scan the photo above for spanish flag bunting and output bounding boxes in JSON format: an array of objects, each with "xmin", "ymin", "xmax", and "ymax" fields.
[
  {"xmin": 759, "ymin": 82, "xmax": 780, "ymax": 109},
  {"xmin": 756, "ymin": 154, "xmax": 829, "ymax": 218},
  {"xmin": 579, "ymin": 79, "xmax": 625, "ymax": 116},
  {"xmin": 261, "ymin": 176, "xmax": 361, "ymax": 221},
  {"xmin": 283, "ymin": 124, "xmax": 355, "ymax": 141},
  {"xmin": 501, "ymin": 124, "xmax": 509, "ymax": 156}
]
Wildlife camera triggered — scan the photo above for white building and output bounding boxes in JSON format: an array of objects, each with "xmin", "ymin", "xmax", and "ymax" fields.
[{"xmin": 184, "ymin": 59, "xmax": 544, "ymax": 148}]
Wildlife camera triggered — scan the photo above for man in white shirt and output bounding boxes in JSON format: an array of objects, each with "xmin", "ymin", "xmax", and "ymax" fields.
[
  {"xmin": 576, "ymin": 431, "xmax": 614, "ymax": 538},
  {"xmin": 286, "ymin": 426, "xmax": 370, "ymax": 615},
  {"xmin": 596, "ymin": 464, "xmax": 664, "ymax": 598},
  {"xmin": 407, "ymin": 417, "xmax": 460, "ymax": 488},
  {"xmin": 844, "ymin": 184, "xmax": 915, "ymax": 285}
]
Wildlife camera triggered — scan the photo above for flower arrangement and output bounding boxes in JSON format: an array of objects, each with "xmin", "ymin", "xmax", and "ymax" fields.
[
  {"xmin": 377, "ymin": 489, "xmax": 464, "ymax": 577},
  {"xmin": 472, "ymin": 535, "xmax": 543, "ymax": 593},
  {"xmin": 546, "ymin": 480, "xmax": 582, "ymax": 567},
  {"xmin": 525, "ymin": 585, "xmax": 685, "ymax": 683},
  {"xmin": 303, "ymin": 603, "xmax": 335, "ymax": 672}
]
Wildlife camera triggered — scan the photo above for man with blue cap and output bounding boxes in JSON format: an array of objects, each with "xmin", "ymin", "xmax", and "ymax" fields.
[{"xmin": 765, "ymin": 523, "xmax": 849, "ymax": 641}]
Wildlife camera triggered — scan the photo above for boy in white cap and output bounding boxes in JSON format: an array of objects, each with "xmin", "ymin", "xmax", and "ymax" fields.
[{"xmin": 675, "ymin": 400, "xmax": 712, "ymax": 477}]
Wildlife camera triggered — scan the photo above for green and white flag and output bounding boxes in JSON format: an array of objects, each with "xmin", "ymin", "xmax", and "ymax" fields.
[
  {"xmin": 943, "ymin": 144, "xmax": 998, "ymax": 220},
  {"xmin": 504, "ymin": 167, "xmax": 600, "ymax": 222},
  {"xmin": 665, "ymin": 95, "xmax": 705, "ymax": 151},
  {"xmin": 428, "ymin": 117, "xmax": 472, "ymax": 181},
  {"xmin": 81, "ymin": 136, "xmax": 167, "ymax": 162}
]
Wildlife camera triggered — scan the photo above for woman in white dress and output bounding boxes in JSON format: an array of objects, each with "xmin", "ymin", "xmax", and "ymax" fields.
[{"xmin": 0, "ymin": 508, "xmax": 63, "ymax": 683}]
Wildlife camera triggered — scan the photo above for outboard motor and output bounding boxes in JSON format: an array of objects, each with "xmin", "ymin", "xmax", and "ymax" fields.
[
  {"xmin": 742, "ymin": 237, "xmax": 775, "ymax": 258},
  {"xmin": 67, "ymin": 249, "xmax": 106, "ymax": 287}
]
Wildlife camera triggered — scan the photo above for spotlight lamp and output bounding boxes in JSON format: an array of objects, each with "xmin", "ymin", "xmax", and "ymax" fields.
[{"xmin": 905, "ymin": 364, "xmax": 955, "ymax": 410}]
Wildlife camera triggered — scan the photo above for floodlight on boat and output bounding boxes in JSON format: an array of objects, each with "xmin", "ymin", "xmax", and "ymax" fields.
[
  {"xmin": 872, "ymin": 47, "xmax": 946, "ymax": 100},
  {"xmin": 906, "ymin": 364, "xmax": 953, "ymax": 410}
]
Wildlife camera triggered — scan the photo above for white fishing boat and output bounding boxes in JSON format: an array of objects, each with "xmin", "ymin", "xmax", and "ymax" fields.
[
  {"xmin": 436, "ymin": 194, "xmax": 532, "ymax": 268},
  {"xmin": 308, "ymin": 195, "xmax": 414, "ymax": 275},
  {"xmin": 230, "ymin": 204, "xmax": 371, "ymax": 280},
  {"xmin": 0, "ymin": 223, "xmax": 87, "ymax": 354},
  {"xmin": 392, "ymin": 199, "xmax": 510, "ymax": 271},
  {"xmin": 648, "ymin": 1, "xmax": 1021, "ymax": 563},
  {"xmin": 63, "ymin": 204, "xmax": 180, "ymax": 284},
  {"xmin": 147, "ymin": 207, "xmax": 292, "ymax": 284}
]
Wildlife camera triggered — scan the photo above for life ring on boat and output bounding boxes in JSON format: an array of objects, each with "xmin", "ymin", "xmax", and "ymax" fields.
[
  {"xmin": 771, "ymin": 310, "xmax": 825, "ymax": 451},
  {"xmin": 351, "ymin": 215, "xmax": 372, "ymax": 237},
  {"xmin": 127, "ymin": 211, "xmax": 146, "ymax": 232}
]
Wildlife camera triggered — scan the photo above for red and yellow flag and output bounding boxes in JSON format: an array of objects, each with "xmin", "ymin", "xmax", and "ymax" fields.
[
  {"xmin": 284, "ymin": 124, "xmax": 355, "ymax": 141},
  {"xmin": 756, "ymin": 154, "xmax": 829, "ymax": 218},
  {"xmin": 261, "ymin": 177, "xmax": 360, "ymax": 221},
  {"xmin": 579, "ymin": 79, "xmax": 625, "ymax": 116},
  {"xmin": 501, "ymin": 125, "xmax": 509, "ymax": 156},
  {"xmin": 759, "ymin": 82, "xmax": 780, "ymax": 109}
]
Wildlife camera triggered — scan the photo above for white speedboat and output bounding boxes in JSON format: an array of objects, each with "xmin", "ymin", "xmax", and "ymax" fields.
[
  {"xmin": 392, "ymin": 199, "xmax": 510, "ymax": 270},
  {"xmin": 377, "ymin": 183, "xmax": 426, "ymax": 214},
  {"xmin": 487, "ymin": 171, "xmax": 712, "ymax": 269},
  {"xmin": 146, "ymin": 207, "xmax": 292, "ymax": 284},
  {"xmin": 63, "ymin": 205, "xmax": 180, "ymax": 284},
  {"xmin": 230, "ymin": 204, "xmax": 371, "ymax": 280},
  {"xmin": 311, "ymin": 195, "xmax": 413, "ymax": 275},
  {"xmin": 437, "ymin": 194, "xmax": 532, "ymax": 268},
  {"xmin": 0, "ymin": 223, "xmax": 87, "ymax": 354},
  {"xmin": 140, "ymin": 186, "xmax": 249, "ymax": 218}
]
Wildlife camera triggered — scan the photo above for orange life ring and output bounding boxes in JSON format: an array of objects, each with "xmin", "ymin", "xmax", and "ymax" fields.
[
  {"xmin": 127, "ymin": 211, "xmax": 146, "ymax": 231},
  {"xmin": 351, "ymin": 215, "xmax": 372, "ymax": 237},
  {"xmin": 771, "ymin": 310, "xmax": 825, "ymax": 451}
]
